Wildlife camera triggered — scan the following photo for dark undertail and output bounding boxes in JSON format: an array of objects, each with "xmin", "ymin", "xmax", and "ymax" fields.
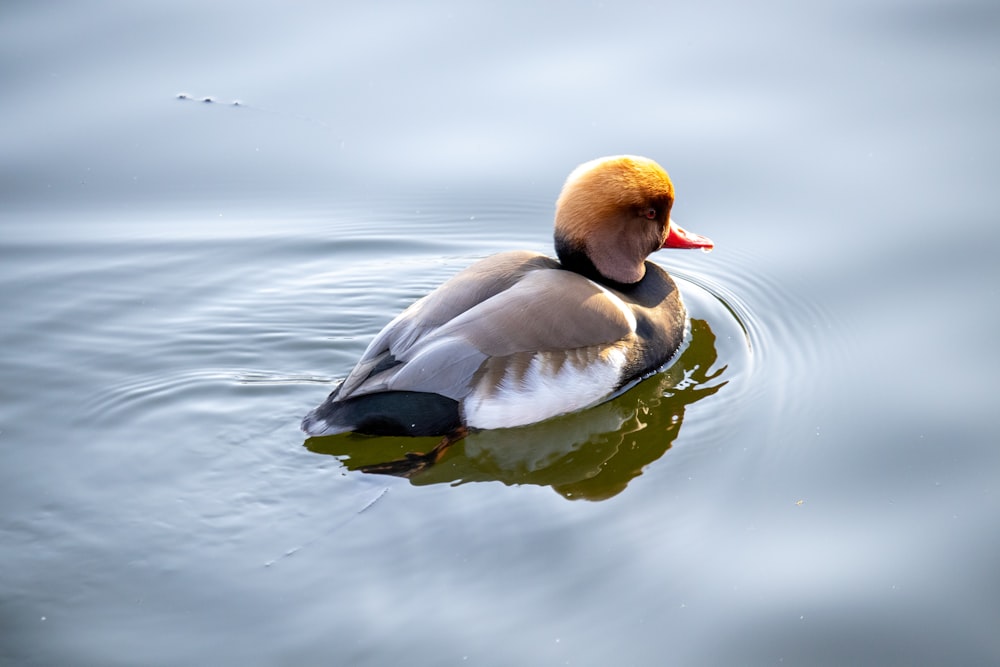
[{"xmin": 304, "ymin": 390, "xmax": 462, "ymax": 437}]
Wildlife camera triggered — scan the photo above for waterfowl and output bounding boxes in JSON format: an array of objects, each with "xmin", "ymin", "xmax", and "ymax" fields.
[{"xmin": 301, "ymin": 155, "xmax": 713, "ymax": 438}]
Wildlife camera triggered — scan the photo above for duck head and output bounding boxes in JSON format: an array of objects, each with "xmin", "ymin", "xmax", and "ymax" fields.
[{"xmin": 554, "ymin": 155, "xmax": 713, "ymax": 285}]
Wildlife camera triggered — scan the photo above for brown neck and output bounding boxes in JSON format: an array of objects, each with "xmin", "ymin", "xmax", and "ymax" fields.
[{"xmin": 555, "ymin": 234, "xmax": 646, "ymax": 288}]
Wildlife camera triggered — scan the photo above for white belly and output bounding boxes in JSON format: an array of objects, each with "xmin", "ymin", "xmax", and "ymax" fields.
[{"xmin": 461, "ymin": 347, "xmax": 627, "ymax": 430}]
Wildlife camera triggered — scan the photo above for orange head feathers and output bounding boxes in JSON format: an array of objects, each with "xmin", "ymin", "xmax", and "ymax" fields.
[{"xmin": 554, "ymin": 156, "xmax": 687, "ymax": 285}]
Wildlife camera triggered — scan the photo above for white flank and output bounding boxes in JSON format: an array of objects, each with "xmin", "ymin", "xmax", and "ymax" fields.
[{"xmin": 463, "ymin": 347, "xmax": 628, "ymax": 430}]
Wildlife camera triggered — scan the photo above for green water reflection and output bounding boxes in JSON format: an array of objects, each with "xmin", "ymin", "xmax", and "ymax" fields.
[{"xmin": 305, "ymin": 319, "xmax": 727, "ymax": 500}]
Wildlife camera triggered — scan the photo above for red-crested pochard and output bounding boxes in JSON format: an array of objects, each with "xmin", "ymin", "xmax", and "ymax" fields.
[{"xmin": 301, "ymin": 155, "xmax": 713, "ymax": 438}]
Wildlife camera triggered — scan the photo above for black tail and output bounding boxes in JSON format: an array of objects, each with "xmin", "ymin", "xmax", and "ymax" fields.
[{"xmin": 301, "ymin": 390, "xmax": 462, "ymax": 437}]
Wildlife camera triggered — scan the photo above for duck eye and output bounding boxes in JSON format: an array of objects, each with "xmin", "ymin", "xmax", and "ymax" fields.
[{"xmin": 644, "ymin": 207, "xmax": 658, "ymax": 220}]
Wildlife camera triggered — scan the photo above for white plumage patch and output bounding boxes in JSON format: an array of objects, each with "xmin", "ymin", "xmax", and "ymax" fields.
[{"xmin": 462, "ymin": 346, "xmax": 628, "ymax": 430}]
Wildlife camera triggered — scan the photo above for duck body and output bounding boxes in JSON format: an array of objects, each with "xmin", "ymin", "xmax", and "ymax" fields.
[{"xmin": 301, "ymin": 156, "xmax": 713, "ymax": 437}]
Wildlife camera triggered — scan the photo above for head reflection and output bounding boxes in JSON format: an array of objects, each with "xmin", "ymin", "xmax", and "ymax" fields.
[{"xmin": 304, "ymin": 319, "xmax": 726, "ymax": 501}]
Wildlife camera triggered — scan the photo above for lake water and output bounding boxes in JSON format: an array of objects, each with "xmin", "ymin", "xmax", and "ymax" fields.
[{"xmin": 2, "ymin": 1, "xmax": 999, "ymax": 665}]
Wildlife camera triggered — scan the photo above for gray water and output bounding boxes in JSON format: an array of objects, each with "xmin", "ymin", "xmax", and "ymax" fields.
[{"xmin": 2, "ymin": 1, "xmax": 999, "ymax": 665}]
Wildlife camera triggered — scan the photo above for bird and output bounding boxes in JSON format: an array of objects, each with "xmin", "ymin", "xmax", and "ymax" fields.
[{"xmin": 301, "ymin": 155, "xmax": 713, "ymax": 443}]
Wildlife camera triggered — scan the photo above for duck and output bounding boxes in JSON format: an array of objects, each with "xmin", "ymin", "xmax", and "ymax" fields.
[{"xmin": 301, "ymin": 155, "xmax": 713, "ymax": 439}]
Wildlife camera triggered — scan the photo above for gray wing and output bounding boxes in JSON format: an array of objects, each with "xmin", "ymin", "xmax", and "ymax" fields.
[
  {"xmin": 337, "ymin": 250, "xmax": 555, "ymax": 397},
  {"xmin": 337, "ymin": 251, "xmax": 636, "ymax": 400}
]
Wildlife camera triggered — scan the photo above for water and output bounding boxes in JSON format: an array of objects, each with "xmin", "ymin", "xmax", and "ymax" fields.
[{"xmin": 3, "ymin": 1, "xmax": 999, "ymax": 665}]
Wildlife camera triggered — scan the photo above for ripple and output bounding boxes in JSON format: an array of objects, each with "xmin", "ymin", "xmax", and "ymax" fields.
[
  {"xmin": 667, "ymin": 245, "xmax": 850, "ymax": 447},
  {"xmin": 82, "ymin": 368, "xmax": 321, "ymax": 428}
]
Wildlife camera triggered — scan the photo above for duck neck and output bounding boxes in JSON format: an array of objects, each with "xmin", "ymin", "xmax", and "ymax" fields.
[{"xmin": 555, "ymin": 235, "xmax": 644, "ymax": 291}]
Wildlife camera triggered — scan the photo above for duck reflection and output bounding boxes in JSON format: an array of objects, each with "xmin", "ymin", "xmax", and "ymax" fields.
[{"xmin": 304, "ymin": 318, "xmax": 726, "ymax": 501}]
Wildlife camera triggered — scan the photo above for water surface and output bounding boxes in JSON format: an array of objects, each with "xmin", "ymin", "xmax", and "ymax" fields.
[{"xmin": 2, "ymin": 1, "xmax": 999, "ymax": 665}]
